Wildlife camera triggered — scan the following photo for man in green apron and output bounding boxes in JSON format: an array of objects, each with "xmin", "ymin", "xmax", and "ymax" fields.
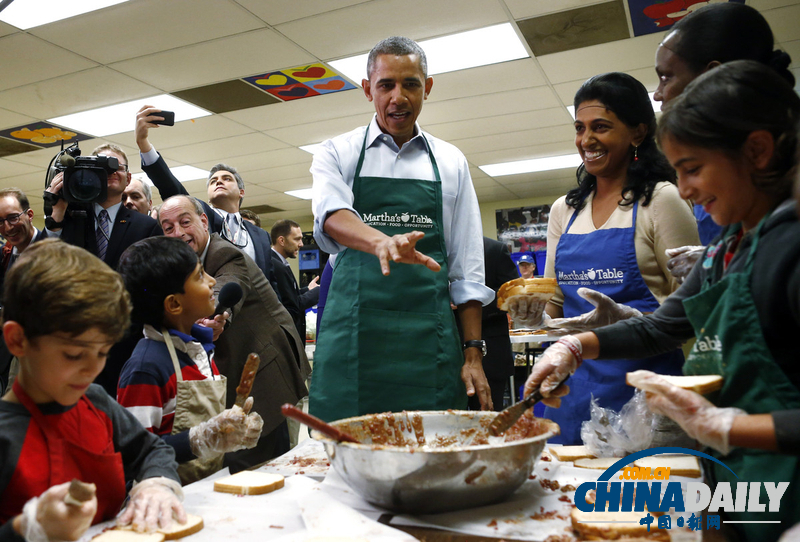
[{"xmin": 309, "ymin": 36, "xmax": 495, "ymax": 422}]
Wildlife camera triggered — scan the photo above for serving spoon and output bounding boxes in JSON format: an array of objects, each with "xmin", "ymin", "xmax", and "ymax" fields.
[{"xmin": 281, "ymin": 403, "xmax": 360, "ymax": 444}]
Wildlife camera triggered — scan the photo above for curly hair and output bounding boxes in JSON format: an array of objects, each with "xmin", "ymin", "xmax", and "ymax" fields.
[{"xmin": 566, "ymin": 72, "xmax": 675, "ymax": 212}]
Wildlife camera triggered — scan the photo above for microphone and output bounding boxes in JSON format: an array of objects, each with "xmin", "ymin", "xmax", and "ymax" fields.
[
  {"xmin": 212, "ymin": 282, "xmax": 243, "ymax": 317},
  {"xmin": 59, "ymin": 153, "xmax": 76, "ymax": 167}
]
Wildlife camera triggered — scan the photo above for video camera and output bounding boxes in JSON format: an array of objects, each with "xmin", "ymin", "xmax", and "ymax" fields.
[{"xmin": 45, "ymin": 142, "xmax": 117, "ymax": 204}]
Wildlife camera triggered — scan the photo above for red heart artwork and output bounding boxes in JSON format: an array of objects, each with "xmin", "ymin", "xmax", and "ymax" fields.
[
  {"xmin": 314, "ymin": 79, "xmax": 345, "ymax": 91},
  {"xmin": 293, "ymin": 67, "xmax": 326, "ymax": 78}
]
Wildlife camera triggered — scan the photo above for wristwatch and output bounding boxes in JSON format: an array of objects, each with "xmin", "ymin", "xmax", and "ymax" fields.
[{"xmin": 462, "ymin": 339, "xmax": 487, "ymax": 357}]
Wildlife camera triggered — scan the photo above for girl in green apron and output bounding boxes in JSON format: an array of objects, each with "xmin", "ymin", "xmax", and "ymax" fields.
[
  {"xmin": 116, "ymin": 237, "xmax": 263, "ymax": 483},
  {"xmin": 524, "ymin": 62, "xmax": 800, "ymax": 541}
]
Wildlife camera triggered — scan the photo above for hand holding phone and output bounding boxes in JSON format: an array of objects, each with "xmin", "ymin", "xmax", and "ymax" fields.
[{"xmin": 151, "ymin": 110, "xmax": 175, "ymax": 126}]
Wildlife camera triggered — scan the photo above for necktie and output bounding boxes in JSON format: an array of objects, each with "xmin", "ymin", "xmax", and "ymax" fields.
[
  {"xmin": 226, "ymin": 213, "xmax": 238, "ymax": 242},
  {"xmin": 96, "ymin": 210, "xmax": 110, "ymax": 261}
]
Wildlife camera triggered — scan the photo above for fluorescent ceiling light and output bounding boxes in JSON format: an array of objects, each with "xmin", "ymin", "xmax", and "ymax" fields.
[
  {"xmin": 330, "ymin": 23, "xmax": 529, "ymax": 84},
  {"xmin": 567, "ymin": 92, "xmax": 662, "ymax": 119},
  {"xmin": 48, "ymin": 95, "xmax": 211, "ymax": 137},
  {"xmin": 480, "ymin": 154, "xmax": 583, "ymax": 177},
  {"xmin": 0, "ymin": 0, "xmax": 130, "ymax": 30},
  {"xmin": 299, "ymin": 144, "xmax": 325, "ymax": 155},
  {"xmin": 169, "ymin": 166, "xmax": 208, "ymax": 183},
  {"xmin": 285, "ymin": 188, "xmax": 313, "ymax": 200}
]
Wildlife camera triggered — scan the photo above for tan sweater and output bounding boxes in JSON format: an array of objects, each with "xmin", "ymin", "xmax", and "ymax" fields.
[{"xmin": 545, "ymin": 182, "xmax": 699, "ymax": 308}]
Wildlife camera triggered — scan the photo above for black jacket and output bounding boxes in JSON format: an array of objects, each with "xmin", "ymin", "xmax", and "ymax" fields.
[{"xmin": 271, "ymin": 250, "xmax": 319, "ymax": 341}]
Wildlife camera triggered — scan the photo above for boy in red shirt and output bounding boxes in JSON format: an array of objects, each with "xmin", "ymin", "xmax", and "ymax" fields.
[{"xmin": 0, "ymin": 239, "xmax": 185, "ymax": 541}]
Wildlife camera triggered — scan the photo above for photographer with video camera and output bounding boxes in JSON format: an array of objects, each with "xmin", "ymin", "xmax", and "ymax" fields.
[{"xmin": 44, "ymin": 142, "xmax": 162, "ymax": 395}]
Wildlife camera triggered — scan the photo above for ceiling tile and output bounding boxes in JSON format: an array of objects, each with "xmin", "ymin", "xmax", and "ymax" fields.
[
  {"xmin": 453, "ymin": 125, "xmax": 575, "ymax": 155},
  {"xmin": 1, "ymin": 170, "xmax": 45, "ymax": 196},
  {"xmin": 0, "ymin": 146, "xmax": 60, "ymax": 168},
  {"xmin": 427, "ymin": 59, "xmax": 547, "ymax": 102},
  {"xmin": 0, "ymin": 67, "xmax": 159, "ymax": 119},
  {"xmin": 781, "ymin": 39, "xmax": 800, "ymax": 68},
  {"xmin": 468, "ymin": 141, "xmax": 578, "ymax": 167},
  {"xmin": 110, "ymin": 116, "xmax": 255, "ymax": 155},
  {"xmin": 234, "ymin": 0, "xmax": 369, "ymax": 25},
  {"xmin": 537, "ymin": 31, "xmax": 663, "ymax": 84},
  {"xmin": 172, "ymin": 80, "xmax": 281, "ymax": 114},
  {"xmin": 422, "ymin": 87, "xmax": 562, "ymax": 127},
  {"xmin": 30, "ymin": 0, "xmax": 265, "ymax": 64},
  {"xmin": 0, "ymin": 21, "xmax": 16, "ymax": 37},
  {"xmin": 0, "ymin": 34, "xmax": 98, "ymax": 92},
  {"xmin": 109, "ymin": 29, "xmax": 315, "ymax": 91},
  {"xmin": 0, "ymin": 137, "xmax": 44, "ymax": 159},
  {"xmin": 0, "ymin": 157, "xmax": 42, "ymax": 176},
  {"xmin": 160, "ymin": 133, "xmax": 291, "ymax": 164},
  {"xmin": 256, "ymin": 174, "xmax": 315, "ymax": 191},
  {"xmin": 475, "ymin": 184, "xmax": 517, "ymax": 199},
  {"xmin": 276, "ymin": 0, "xmax": 508, "ymax": 60},
  {"xmin": 222, "ymin": 88, "xmax": 371, "ymax": 132},
  {"xmin": 265, "ymin": 114, "xmax": 367, "ymax": 147},
  {"xmin": 0, "ymin": 108, "xmax": 37, "ymax": 131},
  {"xmin": 504, "ymin": 0, "xmax": 609, "ymax": 19},
  {"xmin": 194, "ymin": 150, "xmax": 311, "ymax": 175},
  {"xmin": 764, "ymin": 5, "xmax": 800, "ymax": 44},
  {"xmin": 749, "ymin": 0, "xmax": 800, "ymax": 9},
  {"xmin": 517, "ymin": 1, "xmax": 629, "ymax": 56},
  {"xmin": 426, "ymin": 107, "xmax": 571, "ymax": 142}
]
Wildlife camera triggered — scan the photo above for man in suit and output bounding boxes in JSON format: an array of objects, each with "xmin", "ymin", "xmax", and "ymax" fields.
[
  {"xmin": 159, "ymin": 195, "xmax": 311, "ymax": 471},
  {"xmin": 461, "ymin": 238, "xmax": 519, "ymax": 411},
  {"xmin": 270, "ymin": 219, "xmax": 319, "ymax": 341},
  {"xmin": 122, "ymin": 178, "xmax": 153, "ymax": 216},
  {"xmin": 0, "ymin": 188, "xmax": 49, "ymax": 392},
  {"xmin": 134, "ymin": 107, "xmax": 277, "ymax": 290},
  {"xmin": 45, "ymin": 143, "xmax": 162, "ymax": 395}
]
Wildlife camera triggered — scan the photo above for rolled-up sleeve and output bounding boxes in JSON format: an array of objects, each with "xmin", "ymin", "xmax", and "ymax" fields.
[{"xmin": 311, "ymin": 137, "xmax": 361, "ymax": 255}]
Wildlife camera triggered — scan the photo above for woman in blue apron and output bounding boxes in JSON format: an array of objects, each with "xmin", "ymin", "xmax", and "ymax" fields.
[
  {"xmin": 528, "ymin": 73, "xmax": 698, "ymax": 444},
  {"xmin": 526, "ymin": 62, "xmax": 800, "ymax": 541}
]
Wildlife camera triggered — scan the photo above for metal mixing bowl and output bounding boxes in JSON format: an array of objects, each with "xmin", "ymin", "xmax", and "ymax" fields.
[{"xmin": 312, "ymin": 410, "xmax": 559, "ymax": 514}]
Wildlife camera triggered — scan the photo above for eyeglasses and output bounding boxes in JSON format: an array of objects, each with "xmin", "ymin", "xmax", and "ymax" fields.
[
  {"xmin": 117, "ymin": 163, "xmax": 129, "ymax": 173},
  {"xmin": 0, "ymin": 213, "xmax": 24, "ymax": 227}
]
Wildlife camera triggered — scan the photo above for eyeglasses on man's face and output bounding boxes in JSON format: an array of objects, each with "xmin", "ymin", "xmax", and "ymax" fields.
[{"xmin": 0, "ymin": 212, "xmax": 25, "ymax": 227}]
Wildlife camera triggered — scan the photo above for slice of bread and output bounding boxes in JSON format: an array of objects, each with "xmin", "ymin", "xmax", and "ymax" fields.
[
  {"xmin": 573, "ymin": 457, "xmax": 623, "ymax": 470},
  {"xmin": 117, "ymin": 514, "xmax": 203, "ymax": 540},
  {"xmin": 626, "ymin": 373, "xmax": 723, "ymax": 395},
  {"xmin": 213, "ymin": 471, "xmax": 285, "ymax": 495},
  {"xmin": 633, "ymin": 455, "xmax": 701, "ymax": 478},
  {"xmin": 93, "ymin": 531, "xmax": 165, "ymax": 542},
  {"xmin": 497, "ymin": 277, "xmax": 558, "ymax": 311},
  {"xmin": 571, "ymin": 508, "xmax": 668, "ymax": 541},
  {"xmin": 550, "ymin": 445, "xmax": 596, "ymax": 462}
]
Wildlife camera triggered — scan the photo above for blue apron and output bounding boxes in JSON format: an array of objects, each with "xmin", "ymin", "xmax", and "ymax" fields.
[{"xmin": 545, "ymin": 200, "xmax": 684, "ymax": 444}]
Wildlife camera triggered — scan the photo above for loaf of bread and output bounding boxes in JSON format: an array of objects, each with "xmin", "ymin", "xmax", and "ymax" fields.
[
  {"xmin": 571, "ymin": 508, "xmax": 668, "ymax": 540},
  {"xmin": 213, "ymin": 471, "xmax": 285, "ymax": 495},
  {"xmin": 116, "ymin": 514, "xmax": 203, "ymax": 540},
  {"xmin": 92, "ymin": 531, "xmax": 165, "ymax": 542},
  {"xmin": 549, "ymin": 445, "xmax": 597, "ymax": 462},
  {"xmin": 496, "ymin": 277, "xmax": 558, "ymax": 311},
  {"xmin": 626, "ymin": 373, "xmax": 723, "ymax": 395}
]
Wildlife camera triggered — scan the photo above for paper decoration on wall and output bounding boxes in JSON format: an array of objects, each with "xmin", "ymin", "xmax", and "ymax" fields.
[
  {"xmin": 0, "ymin": 122, "xmax": 91, "ymax": 148},
  {"xmin": 628, "ymin": 0, "xmax": 744, "ymax": 36},
  {"xmin": 243, "ymin": 63, "xmax": 356, "ymax": 101}
]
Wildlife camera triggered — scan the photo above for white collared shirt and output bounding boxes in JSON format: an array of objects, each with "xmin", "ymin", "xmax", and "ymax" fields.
[{"xmin": 311, "ymin": 115, "xmax": 492, "ymax": 306}]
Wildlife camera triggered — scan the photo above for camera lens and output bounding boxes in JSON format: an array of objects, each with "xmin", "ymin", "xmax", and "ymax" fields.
[{"xmin": 68, "ymin": 169, "xmax": 104, "ymax": 202}]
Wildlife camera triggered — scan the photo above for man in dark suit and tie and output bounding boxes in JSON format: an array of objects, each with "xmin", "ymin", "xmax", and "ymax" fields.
[
  {"xmin": 270, "ymin": 220, "xmax": 320, "ymax": 341},
  {"xmin": 0, "ymin": 187, "xmax": 49, "ymax": 392},
  {"xmin": 135, "ymin": 106, "xmax": 277, "ymax": 290},
  {"xmin": 44, "ymin": 143, "xmax": 162, "ymax": 394}
]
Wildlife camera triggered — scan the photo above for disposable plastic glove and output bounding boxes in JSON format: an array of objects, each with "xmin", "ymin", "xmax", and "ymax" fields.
[
  {"xmin": 665, "ymin": 246, "xmax": 705, "ymax": 284},
  {"xmin": 188, "ymin": 396, "xmax": 264, "ymax": 458},
  {"xmin": 548, "ymin": 288, "xmax": 642, "ymax": 332},
  {"xmin": 19, "ymin": 481, "xmax": 97, "ymax": 542},
  {"xmin": 523, "ymin": 336, "xmax": 581, "ymax": 407},
  {"xmin": 627, "ymin": 370, "xmax": 746, "ymax": 455},
  {"xmin": 117, "ymin": 477, "xmax": 185, "ymax": 533},
  {"xmin": 507, "ymin": 296, "xmax": 550, "ymax": 329}
]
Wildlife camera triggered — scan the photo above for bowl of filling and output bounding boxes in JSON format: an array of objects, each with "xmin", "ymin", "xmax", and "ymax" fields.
[{"xmin": 311, "ymin": 410, "xmax": 559, "ymax": 514}]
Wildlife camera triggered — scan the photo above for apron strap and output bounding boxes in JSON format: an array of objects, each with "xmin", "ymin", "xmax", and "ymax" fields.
[
  {"xmin": 13, "ymin": 379, "xmax": 64, "ymax": 485},
  {"xmin": 162, "ymin": 328, "xmax": 184, "ymax": 383},
  {"xmin": 354, "ymin": 128, "xmax": 442, "ymax": 184}
]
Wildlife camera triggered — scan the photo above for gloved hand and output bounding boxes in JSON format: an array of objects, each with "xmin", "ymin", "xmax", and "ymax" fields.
[
  {"xmin": 548, "ymin": 288, "xmax": 642, "ymax": 332},
  {"xmin": 665, "ymin": 246, "xmax": 705, "ymax": 284},
  {"xmin": 117, "ymin": 477, "xmax": 185, "ymax": 533},
  {"xmin": 507, "ymin": 296, "xmax": 550, "ymax": 329},
  {"xmin": 19, "ymin": 481, "xmax": 97, "ymax": 542},
  {"xmin": 627, "ymin": 370, "xmax": 746, "ymax": 455},
  {"xmin": 188, "ymin": 397, "xmax": 264, "ymax": 458},
  {"xmin": 523, "ymin": 336, "xmax": 582, "ymax": 407}
]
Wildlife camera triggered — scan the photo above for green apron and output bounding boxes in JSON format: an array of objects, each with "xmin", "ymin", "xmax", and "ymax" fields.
[
  {"xmin": 309, "ymin": 130, "xmax": 464, "ymax": 422},
  {"xmin": 683, "ymin": 218, "xmax": 800, "ymax": 541}
]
